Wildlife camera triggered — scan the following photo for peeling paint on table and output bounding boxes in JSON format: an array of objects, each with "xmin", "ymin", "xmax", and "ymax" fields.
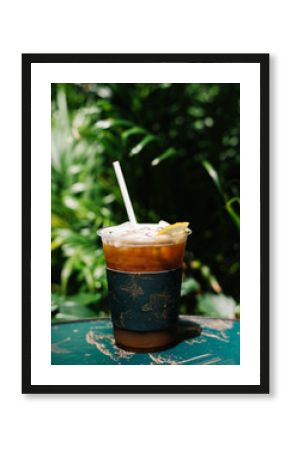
[{"xmin": 51, "ymin": 315, "xmax": 240, "ymax": 365}]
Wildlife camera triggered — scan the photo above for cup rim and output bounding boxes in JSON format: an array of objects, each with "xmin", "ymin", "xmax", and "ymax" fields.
[{"xmin": 97, "ymin": 223, "xmax": 192, "ymax": 246}]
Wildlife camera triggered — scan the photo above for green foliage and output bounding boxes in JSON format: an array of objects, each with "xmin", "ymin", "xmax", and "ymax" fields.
[
  {"xmin": 51, "ymin": 83, "xmax": 240, "ymax": 320},
  {"xmin": 196, "ymin": 293, "xmax": 237, "ymax": 319},
  {"xmin": 202, "ymin": 160, "xmax": 240, "ymax": 229}
]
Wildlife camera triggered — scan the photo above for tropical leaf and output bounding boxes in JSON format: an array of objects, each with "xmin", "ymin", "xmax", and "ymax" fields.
[
  {"xmin": 60, "ymin": 257, "xmax": 77, "ymax": 295},
  {"xmin": 181, "ymin": 277, "xmax": 200, "ymax": 296},
  {"xmin": 129, "ymin": 134, "xmax": 157, "ymax": 156},
  {"xmin": 202, "ymin": 160, "xmax": 223, "ymax": 195},
  {"xmin": 122, "ymin": 127, "xmax": 147, "ymax": 141},
  {"xmin": 151, "ymin": 148, "xmax": 177, "ymax": 166},
  {"xmin": 202, "ymin": 160, "xmax": 240, "ymax": 229},
  {"xmin": 197, "ymin": 293, "xmax": 237, "ymax": 319},
  {"xmin": 225, "ymin": 197, "xmax": 240, "ymax": 229}
]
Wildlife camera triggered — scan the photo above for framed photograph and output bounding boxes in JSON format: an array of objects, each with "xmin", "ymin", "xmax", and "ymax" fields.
[{"xmin": 22, "ymin": 53, "xmax": 269, "ymax": 394}]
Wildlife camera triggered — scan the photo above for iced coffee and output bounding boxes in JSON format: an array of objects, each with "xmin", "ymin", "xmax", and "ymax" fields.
[{"xmin": 98, "ymin": 221, "xmax": 190, "ymax": 352}]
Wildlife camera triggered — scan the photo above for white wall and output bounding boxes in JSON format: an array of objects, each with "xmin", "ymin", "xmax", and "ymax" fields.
[{"xmin": 0, "ymin": 1, "xmax": 286, "ymax": 449}]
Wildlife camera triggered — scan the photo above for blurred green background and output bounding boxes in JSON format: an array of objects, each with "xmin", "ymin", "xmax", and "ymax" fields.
[{"xmin": 51, "ymin": 83, "xmax": 240, "ymax": 322}]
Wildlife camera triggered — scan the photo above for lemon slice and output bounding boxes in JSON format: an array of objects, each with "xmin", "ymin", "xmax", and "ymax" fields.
[{"xmin": 157, "ymin": 222, "xmax": 189, "ymax": 236}]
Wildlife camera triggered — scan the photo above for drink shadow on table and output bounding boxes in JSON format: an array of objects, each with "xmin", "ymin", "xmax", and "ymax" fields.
[{"xmin": 175, "ymin": 317, "xmax": 202, "ymax": 345}]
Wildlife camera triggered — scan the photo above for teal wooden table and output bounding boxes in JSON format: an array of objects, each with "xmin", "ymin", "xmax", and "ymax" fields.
[{"xmin": 51, "ymin": 315, "xmax": 240, "ymax": 365}]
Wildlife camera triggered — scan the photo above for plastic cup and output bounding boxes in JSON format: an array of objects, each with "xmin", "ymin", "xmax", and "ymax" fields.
[{"xmin": 98, "ymin": 223, "xmax": 190, "ymax": 352}]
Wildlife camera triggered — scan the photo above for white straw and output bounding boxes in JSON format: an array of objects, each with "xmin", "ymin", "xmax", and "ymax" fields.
[{"xmin": 113, "ymin": 161, "xmax": 137, "ymax": 225}]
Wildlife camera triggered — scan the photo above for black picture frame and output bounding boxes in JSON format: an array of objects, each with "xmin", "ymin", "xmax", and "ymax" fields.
[{"xmin": 22, "ymin": 53, "xmax": 269, "ymax": 394}]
